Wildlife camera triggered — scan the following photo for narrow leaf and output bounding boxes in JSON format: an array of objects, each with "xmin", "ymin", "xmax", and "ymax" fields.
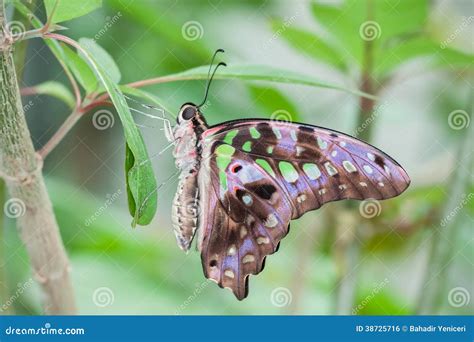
[
  {"xmin": 270, "ymin": 20, "xmax": 347, "ymax": 71},
  {"xmin": 161, "ymin": 64, "xmax": 377, "ymax": 100},
  {"xmin": 34, "ymin": 80, "xmax": 75, "ymax": 108},
  {"xmin": 77, "ymin": 40, "xmax": 157, "ymax": 226}
]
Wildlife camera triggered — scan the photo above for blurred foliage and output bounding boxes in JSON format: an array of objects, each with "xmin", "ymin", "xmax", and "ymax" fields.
[{"xmin": 0, "ymin": 0, "xmax": 472, "ymax": 315}]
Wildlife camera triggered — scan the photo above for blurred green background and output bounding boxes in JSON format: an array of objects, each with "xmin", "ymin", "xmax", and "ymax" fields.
[{"xmin": 1, "ymin": 0, "xmax": 472, "ymax": 315}]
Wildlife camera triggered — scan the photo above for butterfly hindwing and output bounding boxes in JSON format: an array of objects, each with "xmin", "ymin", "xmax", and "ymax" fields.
[{"xmin": 197, "ymin": 144, "xmax": 292, "ymax": 299}]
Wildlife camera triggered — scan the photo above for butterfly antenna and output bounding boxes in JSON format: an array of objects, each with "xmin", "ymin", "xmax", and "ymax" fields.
[
  {"xmin": 198, "ymin": 61, "xmax": 227, "ymax": 108},
  {"xmin": 206, "ymin": 48, "xmax": 225, "ymax": 80}
]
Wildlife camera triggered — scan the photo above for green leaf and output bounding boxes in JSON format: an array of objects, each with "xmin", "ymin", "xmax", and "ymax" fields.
[
  {"xmin": 44, "ymin": 0, "xmax": 102, "ymax": 24},
  {"xmin": 248, "ymin": 85, "xmax": 301, "ymax": 122},
  {"xmin": 33, "ymin": 80, "xmax": 75, "ymax": 108},
  {"xmin": 376, "ymin": 37, "xmax": 473, "ymax": 77},
  {"xmin": 270, "ymin": 20, "xmax": 347, "ymax": 71},
  {"xmin": 161, "ymin": 64, "xmax": 377, "ymax": 100},
  {"xmin": 311, "ymin": 0, "xmax": 429, "ymax": 66},
  {"xmin": 78, "ymin": 38, "xmax": 121, "ymax": 84},
  {"xmin": 61, "ymin": 44, "xmax": 98, "ymax": 94},
  {"xmin": 76, "ymin": 40, "xmax": 157, "ymax": 226},
  {"xmin": 108, "ymin": 0, "xmax": 210, "ymax": 60}
]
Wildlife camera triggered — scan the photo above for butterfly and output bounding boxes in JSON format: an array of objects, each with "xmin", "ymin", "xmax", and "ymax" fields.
[{"xmin": 163, "ymin": 50, "xmax": 410, "ymax": 300}]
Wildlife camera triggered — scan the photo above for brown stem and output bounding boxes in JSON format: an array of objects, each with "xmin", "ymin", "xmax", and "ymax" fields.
[
  {"xmin": 333, "ymin": 0, "xmax": 376, "ymax": 315},
  {"xmin": 38, "ymin": 110, "xmax": 81, "ymax": 159},
  {"xmin": 0, "ymin": 3, "xmax": 76, "ymax": 314}
]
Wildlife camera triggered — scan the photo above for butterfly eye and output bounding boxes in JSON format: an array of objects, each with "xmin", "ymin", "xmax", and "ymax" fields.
[{"xmin": 181, "ymin": 106, "xmax": 196, "ymax": 121}]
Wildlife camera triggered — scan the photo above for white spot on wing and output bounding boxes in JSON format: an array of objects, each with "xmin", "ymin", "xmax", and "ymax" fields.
[
  {"xmin": 363, "ymin": 165, "xmax": 373, "ymax": 174},
  {"xmin": 224, "ymin": 270, "xmax": 235, "ymax": 279},
  {"xmin": 367, "ymin": 153, "xmax": 375, "ymax": 161},
  {"xmin": 264, "ymin": 214, "xmax": 278, "ymax": 228},
  {"xmin": 343, "ymin": 160, "xmax": 357, "ymax": 173},
  {"xmin": 317, "ymin": 137, "xmax": 328, "ymax": 149},
  {"xmin": 272, "ymin": 127, "xmax": 282, "ymax": 139},
  {"xmin": 228, "ymin": 245, "xmax": 236, "ymax": 256},
  {"xmin": 290, "ymin": 130, "xmax": 297, "ymax": 142},
  {"xmin": 324, "ymin": 162, "xmax": 338, "ymax": 176},
  {"xmin": 243, "ymin": 254, "xmax": 255, "ymax": 264}
]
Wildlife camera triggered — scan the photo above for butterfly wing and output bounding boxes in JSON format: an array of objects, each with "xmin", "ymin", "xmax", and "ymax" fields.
[{"xmin": 197, "ymin": 119, "xmax": 410, "ymax": 299}]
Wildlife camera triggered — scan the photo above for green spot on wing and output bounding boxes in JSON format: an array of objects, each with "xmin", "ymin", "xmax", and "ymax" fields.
[
  {"xmin": 303, "ymin": 163, "xmax": 321, "ymax": 180},
  {"xmin": 215, "ymin": 144, "xmax": 235, "ymax": 171},
  {"xmin": 256, "ymin": 159, "xmax": 275, "ymax": 177},
  {"xmin": 242, "ymin": 141, "xmax": 252, "ymax": 152},
  {"xmin": 249, "ymin": 127, "xmax": 261, "ymax": 139},
  {"xmin": 219, "ymin": 170, "xmax": 228, "ymax": 193},
  {"xmin": 223, "ymin": 130, "xmax": 238, "ymax": 145},
  {"xmin": 278, "ymin": 161, "xmax": 299, "ymax": 183}
]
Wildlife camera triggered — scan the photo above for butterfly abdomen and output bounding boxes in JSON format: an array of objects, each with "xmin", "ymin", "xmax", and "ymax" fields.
[{"xmin": 172, "ymin": 169, "xmax": 200, "ymax": 252}]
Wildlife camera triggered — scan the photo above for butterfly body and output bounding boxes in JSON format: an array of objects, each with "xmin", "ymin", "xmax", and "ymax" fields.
[{"xmin": 170, "ymin": 102, "xmax": 410, "ymax": 300}]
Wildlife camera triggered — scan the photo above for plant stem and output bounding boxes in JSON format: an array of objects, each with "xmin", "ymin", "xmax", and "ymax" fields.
[
  {"xmin": 0, "ymin": 2, "xmax": 76, "ymax": 314},
  {"xmin": 333, "ymin": 0, "xmax": 376, "ymax": 314}
]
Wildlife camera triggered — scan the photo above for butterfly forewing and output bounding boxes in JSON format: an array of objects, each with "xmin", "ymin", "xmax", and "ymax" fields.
[{"xmin": 197, "ymin": 119, "xmax": 410, "ymax": 299}]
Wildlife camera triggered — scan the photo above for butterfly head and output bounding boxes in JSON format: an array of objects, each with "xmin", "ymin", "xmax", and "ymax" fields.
[{"xmin": 178, "ymin": 102, "xmax": 199, "ymax": 123}]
